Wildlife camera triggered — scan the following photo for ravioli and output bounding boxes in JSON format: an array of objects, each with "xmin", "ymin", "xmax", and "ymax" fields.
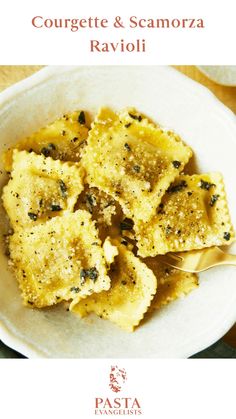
[
  {"xmin": 3, "ymin": 110, "xmax": 89, "ymax": 171},
  {"xmin": 2, "ymin": 150, "xmax": 84, "ymax": 230},
  {"xmin": 81, "ymin": 107, "xmax": 192, "ymax": 222},
  {"xmin": 1, "ymin": 105, "xmax": 235, "ymax": 332},
  {"xmin": 9, "ymin": 210, "xmax": 113, "ymax": 308},
  {"xmin": 72, "ymin": 243, "xmax": 157, "ymax": 332},
  {"xmin": 144, "ymin": 257, "xmax": 198, "ymax": 310},
  {"xmin": 136, "ymin": 173, "xmax": 235, "ymax": 257},
  {"xmin": 75, "ymin": 185, "xmax": 123, "ymax": 241}
]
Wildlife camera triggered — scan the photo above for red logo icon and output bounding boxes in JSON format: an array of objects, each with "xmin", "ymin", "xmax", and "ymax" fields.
[{"xmin": 109, "ymin": 365, "xmax": 127, "ymax": 393}]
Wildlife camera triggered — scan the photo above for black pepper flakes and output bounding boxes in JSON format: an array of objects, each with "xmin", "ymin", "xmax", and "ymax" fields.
[
  {"xmin": 78, "ymin": 111, "xmax": 86, "ymax": 125},
  {"xmin": 28, "ymin": 212, "xmax": 38, "ymax": 221},
  {"xmin": 41, "ymin": 147, "xmax": 50, "ymax": 157},
  {"xmin": 223, "ymin": 232, "xmax": 231, "ymax": 241},
  {"xmin": 210, "ymin": 194, "xmax": 220, "ymax": 207},
  {"xmin": 165, "ymin": 225, "xmax": 172, "ymax": 235},
  {"xmin": 199, "ymin": 179, "xmax": 215, "ymax": 191},
  {"xmin": 128, "ymin": 113, "xmax": 142, "ymax": 122},
  {"xmin": 133, "ymin": 165, "xmax": 141, "ymax": 173},
  {"xmin": 125, "ymin": 123, "xmax": 132, "ymax": 128},
  {"xmin": 70, "ymin": 286, "xmax": 80, "ymax": 293},
  {"xmin": 124, "ymin": 142, "xmax": 131, "ymax": 151},
  {"xmin": 41, "ymin": 143, "xmax": 56, "ymax": 157},
  {"xmin": 120, "ymin": 218, "xmax": 134, "ymax": 231},
  {"xmin": 59, "ymin": 180, "xmax": 67, "ymax": 198},
  {"xmin": 51, "ymin": 204, "xmax": 62, "ymax": 212},
  {"xmin": 167, "ymin": 180, "xmax": 188, "ymax": 193},
  {"xmin": 172, "ymin": 160, "xmax": 181, "ymax": 169}
]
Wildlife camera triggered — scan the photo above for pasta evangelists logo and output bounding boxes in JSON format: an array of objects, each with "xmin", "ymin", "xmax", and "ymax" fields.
[
  {"xmin": 109, "ymin": 365, "xmax": 127, "ymax": 393},
  {"xmin": 94, "ymin": 365, "xmax": 142, "ymax": 416}
]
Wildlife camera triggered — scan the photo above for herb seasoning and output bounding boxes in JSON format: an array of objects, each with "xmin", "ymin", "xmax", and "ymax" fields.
[
  {"xmin": 80, "ymin": 267, "xmax": 99, "ymax": 283},
  {"xmin": 120, "ymin": 218, "xmax": 134, "ymax": 231},
  {"xmin": 51, "ymin": 204, "xmax": 62, "ymax": 212},
  {"xmin": 167, "ymin": 180, "xmax": 188, "ymax": 193},
  {"xmin": 59, "ymin": 180, "xmax": 67, "ymax": 198},
  {"xmin": 210, "ymin": 194, "xmax": 220, "ymax": 207},
  {"xmin": 124, "ymin": 142, "xmax": 131, "ymax": 151},
  {"xmin": 41, "ymin": 143, "xmax": 56, "ymax": 157},
  {"xmin": 128, "ymin": 113, "xmax": 142, "ymax": 122},
  {"xmin": 199, "ymin": 180, "xmax": 215, "ymax": 191},
  {"xmin": 70, "ymin": 286, "xmax": 80, "ymax": 293},
  {"xmin": 78, "ymin": 111, "xmax": 86, "ymax": 125},
  {"xmin": 223, "ymin": 232, "xmax": 231, "ymax": 241},
  {"xmin": 133, "ymin": 165, "xmax": 141, "ymax": 173},
  {"xmin": 28, "ymin": 212, "xmax": 38, "ymax": 221},
  {"xmin": 172, "ymin": 160, "xmax": 181, "ymax": 169}
]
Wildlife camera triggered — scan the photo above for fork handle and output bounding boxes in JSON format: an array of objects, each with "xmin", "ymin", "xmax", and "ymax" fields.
[{"xmin": 219, "ymin": 252, "xmax": 236, "ymax": 266}]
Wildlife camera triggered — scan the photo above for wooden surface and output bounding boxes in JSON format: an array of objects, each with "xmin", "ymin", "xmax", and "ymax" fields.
[{"xmin": 0, "ymin": 65, "xmax": 235, "ymax": 347}]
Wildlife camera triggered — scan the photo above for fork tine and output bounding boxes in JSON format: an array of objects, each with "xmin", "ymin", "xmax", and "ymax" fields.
[
  {"xmin": 158, "ymin": 253, "xmax": 187, "ymax": 271},
  {"xmin": 159, "ymin": 247, "xmax": 236, "ymax": 273}
]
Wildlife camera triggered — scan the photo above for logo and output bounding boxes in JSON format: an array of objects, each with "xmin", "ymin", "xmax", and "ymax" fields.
[
  {"xmin": 94, "ymin": 365, "xmax": 142, "ymax": 416},
  {"xmin": 109, "ymin": 365, "xmax": 127, "ymax": 393}
]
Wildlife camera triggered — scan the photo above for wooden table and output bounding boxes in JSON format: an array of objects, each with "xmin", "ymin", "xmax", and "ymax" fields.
[{"xmin": 0, "ymin": 65, "xmax": 235, "ymax": 348}]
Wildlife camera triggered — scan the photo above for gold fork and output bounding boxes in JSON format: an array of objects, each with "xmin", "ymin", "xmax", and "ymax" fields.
[{"xmin": 159, "ymin": 247, "xmax": 236, "ymax": 273}]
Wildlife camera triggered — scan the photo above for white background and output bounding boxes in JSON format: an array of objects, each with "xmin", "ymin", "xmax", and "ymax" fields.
[
  {"xmin": 0, "ymin": 360, "xmax": 235, "ymax": 419},
  {"xmin": 0, "ymin": 0, "xmax": 235, "ymax": 64},
  {"xmin": 0, "ymin": 0, "xmax": 235, "ymax": 418}
]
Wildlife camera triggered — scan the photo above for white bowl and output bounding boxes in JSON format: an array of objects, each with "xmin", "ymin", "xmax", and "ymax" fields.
[{"xmin": 0, "ymin": 66, "xmax": 236, "ymax": 358}]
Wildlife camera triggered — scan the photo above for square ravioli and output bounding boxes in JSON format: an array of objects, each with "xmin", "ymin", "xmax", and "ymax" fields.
[
  {"xmin": 75, "ymin": 185, "xmax": 124, "ymax": 242},
  {"xmin": 3, "ymin": 110, "xmax": 89, "ymax": 171},
  {"xmin": 72, "ymin": 242, "xmax": 157, "ymax": 332},
  {"xmin": 144, "ymin": 257, "xmax": 198, "ymax": 310},
  {"xmin": 9, "ymin": 210, "xmax": 113, "ymax": 308},
  {"xmin": 2, "ymin": 150, "xmax": 84, "ymax": 230},
  {"xmin": 82, "ymin": 107, "xmax": 192, "ymax": 222},
  {"xmin": 135, "ymin": 173, "xmax": 235, "ymax": 256}
]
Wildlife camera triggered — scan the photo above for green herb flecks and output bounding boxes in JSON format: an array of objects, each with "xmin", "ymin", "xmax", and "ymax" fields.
[
  {"xmin": 223, "ymin": 232, "xmax": 231, "ymax": 241},
  {"xmin": 59, "ymin": 180, "xmax": 67, "ymax": 198},
  {"xmin": 70, "ymin": 286, "xmax": 80, "ymax": 293},
  {"xmin": 51, "ymin": 204, "xmax": 62, "ymax": 212},
  {"xmin": 80, "ymin": 267, "xmax": 99, "ymax": 283},
  {"xmin": 167, "ymin": 180, "xmax": 188, "ymax": 193},
  {"xmin": 41, "ymin": 143, "xmax": 56, "ymax": 157},
  {"xmin": 28, "ymin": 212, "xmax": 38, "ymax": 221},
  {"xmin": 124, "ymin": 143, "xmax": 131, "ymax": 151},
  {"xmin": 165, "ymin": 225, "xmax": 172, "ymax": 236},
  {"xmin": 199, "ymin": 179, "xmax": 215, "ymax": 191},
  {"xmin": 210, "ymin": 194, "xmax": 220, "ymax": 207}
]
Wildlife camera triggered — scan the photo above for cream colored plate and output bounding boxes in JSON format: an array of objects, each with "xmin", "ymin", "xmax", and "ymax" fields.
[
  {"xmin": 0, "ymin": 66, "xmax": 236, "ymax": 358},
  {"xmin": 197, "ymin": 66, "xmax": 236, "ymax": 86}
]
